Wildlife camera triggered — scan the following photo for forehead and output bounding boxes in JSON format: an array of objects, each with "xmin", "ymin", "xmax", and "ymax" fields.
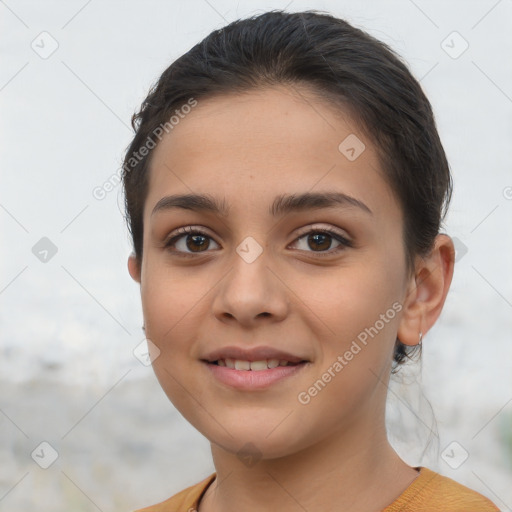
[{"xmin": 145, "ymin": 85, "xmax": 399, "ymax": 223}]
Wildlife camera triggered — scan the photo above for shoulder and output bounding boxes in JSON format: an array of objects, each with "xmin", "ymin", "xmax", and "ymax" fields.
[
  {"xmin": 384, "ymin": 466, "xmax": 501, "ymax": 512},
  {"xmin": 133, "ymin": 473, "xmax": 216, "ymax": 512}
]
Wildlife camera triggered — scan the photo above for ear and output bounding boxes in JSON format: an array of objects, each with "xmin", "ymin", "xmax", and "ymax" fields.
[
  {"xmin": 397, "ymin": 234, "xmax": 455, "ymax": 346},
  {"xmin": 127, "ymin": 253, "xmax": 141, "ymax": 283}
]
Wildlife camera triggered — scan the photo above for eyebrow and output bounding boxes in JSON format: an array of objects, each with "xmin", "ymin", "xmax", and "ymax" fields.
[{"xmin": 151, "ymin": 191, "xmax": 373, "ymax": 218}]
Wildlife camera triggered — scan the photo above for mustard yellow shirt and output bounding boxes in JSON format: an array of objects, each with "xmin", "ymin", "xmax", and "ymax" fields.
[{"xmin": 134, "ymin": 466, "xmax": 500, "ymax": 511}]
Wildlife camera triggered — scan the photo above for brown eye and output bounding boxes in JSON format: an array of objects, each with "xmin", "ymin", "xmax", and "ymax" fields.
[
  {"xmin": 184, "ymin": 234, "xmax": 210, "ymax": 252},
  {"xmin": 307, "ymin": 232, "xmax": 332, "ymax": 251},
  {"xmin": 291, "ymin": 228, "xmax": 352, "ymax": 256},
  {"xmin": 164, "ymin": 227, "xmax": 220, "ymax": 256}
]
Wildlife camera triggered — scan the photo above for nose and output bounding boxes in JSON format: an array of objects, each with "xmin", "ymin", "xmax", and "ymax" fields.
[{"xmin": 212, "ymin": 246, "xmax": 289, "ymax": 328}]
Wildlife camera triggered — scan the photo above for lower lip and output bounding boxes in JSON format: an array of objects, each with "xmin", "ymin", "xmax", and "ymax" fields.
[{"xmin": 204, "ymin": 361, "xmax": 307, "ymax": 390}]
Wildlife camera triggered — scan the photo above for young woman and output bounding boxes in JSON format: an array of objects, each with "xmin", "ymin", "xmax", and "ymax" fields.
[{"xmin": 123, "ymin": 10, "xmax": 500, "ymax": 512}]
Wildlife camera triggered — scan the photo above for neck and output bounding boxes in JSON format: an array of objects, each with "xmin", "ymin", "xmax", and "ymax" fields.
[{"xmin": 199, "ymin": 410, "xmax": 418, "ymax": 512}]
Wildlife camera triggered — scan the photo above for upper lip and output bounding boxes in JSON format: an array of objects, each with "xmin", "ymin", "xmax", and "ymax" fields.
[{"xmin": 202, "ymin": 345, "xmax": 307, "ymax": 364}]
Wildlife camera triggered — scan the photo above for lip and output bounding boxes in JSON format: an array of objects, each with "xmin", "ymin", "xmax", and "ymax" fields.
[
  {"xmin": 204, "ymin": 360, "xmax": 308, "ymax": 390},
  {"xmin": 202, "ymin": 345, "xmax": 306, "ymax": 364}
]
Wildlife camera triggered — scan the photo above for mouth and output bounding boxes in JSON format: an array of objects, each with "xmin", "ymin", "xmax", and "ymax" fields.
[
  {"xmin": 201, "ymin": 346, "xmax": 309, "ymax": 390},
  {"xmin": 209, "ymin": 358, "xmax": 304, "ymax": 370},
  {"xmin": 204, "ymin": 360, "xmax": 308, "ymax": 390},
  {"xmin": 202, "ymin": 345, "xmax": 307, "ymax": 366}
]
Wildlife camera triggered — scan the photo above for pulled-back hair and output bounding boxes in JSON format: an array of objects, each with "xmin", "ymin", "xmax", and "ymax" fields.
[{"xmin": 121, "ymin": 10, "xmax": 452, "ymax": 369}]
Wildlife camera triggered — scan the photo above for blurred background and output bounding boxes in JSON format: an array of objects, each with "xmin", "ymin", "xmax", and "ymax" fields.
[{"xmin": 1, "ymin": 0, "xmax": 511, "ymax": 510}]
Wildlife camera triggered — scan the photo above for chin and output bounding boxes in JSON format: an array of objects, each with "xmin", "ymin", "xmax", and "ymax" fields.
[{"xmin": 200, "ymin": 415, "xmax": 313, "ymax": 461}]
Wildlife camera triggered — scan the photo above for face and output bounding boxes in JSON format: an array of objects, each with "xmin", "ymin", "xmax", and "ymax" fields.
[{"xmin": 129, "ymin": 85, "xmax": 412, "ymax": 460}]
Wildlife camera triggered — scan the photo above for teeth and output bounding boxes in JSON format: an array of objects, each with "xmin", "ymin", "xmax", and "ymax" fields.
[
  {"xmin": 250, "ymin": 360, "xmax": 268, "ymax": 371},
  {"xmin": 215, "ymin": 358, "xmax": 296, "ymax": 370},
  {"xmin": 234, "ymin": 360, "xmax": 251, "ymax": 370}
]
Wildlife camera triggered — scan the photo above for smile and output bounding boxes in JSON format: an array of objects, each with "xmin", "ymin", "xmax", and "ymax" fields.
[
  {"xmin": 204, "ymin": 359, "xmax": 308, "ymax": 390},
  {"xmin": 214, "ymin": 358, "xmax": 299, "ymax": 370}
]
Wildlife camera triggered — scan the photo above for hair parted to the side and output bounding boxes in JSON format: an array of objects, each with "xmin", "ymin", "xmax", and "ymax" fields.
[{"xmin": 121, "ymin": 9, "xmax": 452, "ymax": 371}]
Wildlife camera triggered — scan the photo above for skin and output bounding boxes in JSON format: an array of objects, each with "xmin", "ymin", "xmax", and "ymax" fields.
[{"xmin": 128, "ymin": 85, "xmax": 455, "ymax": 512}]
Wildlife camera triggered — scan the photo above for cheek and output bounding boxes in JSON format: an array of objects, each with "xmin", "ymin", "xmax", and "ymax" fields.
[
  {"xmin": 301, "ymin": 259, "xmax": 401, "ymax": 346},
  {"xmin": 140, "ymin": 260, "xmax": 203, "ymax": 343},
  {"xmin": 141, "ymin": 276, "xmax": 208, "ymax": 420},
  {"xmin": 139, "ymin": 264, "xmax": 209, "ymax": 370},
  {"xmin": 292, "ymin": 266, "xmax": 401, "ymax": 428}
]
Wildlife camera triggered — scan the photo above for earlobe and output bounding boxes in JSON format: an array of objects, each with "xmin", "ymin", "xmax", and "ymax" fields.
[
  {"xmin": 397, "ymin": 234, "xmax": 455, "ymax": 346},
  {"xmin": 127, "ymin": 253, "xmax": 141, "ymax": 283}
]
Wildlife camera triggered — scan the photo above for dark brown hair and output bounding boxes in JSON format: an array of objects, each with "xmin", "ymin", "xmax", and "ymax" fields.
[{"xmin": 121, "ymin": 9, "xmax": 452, "ymax": 370}]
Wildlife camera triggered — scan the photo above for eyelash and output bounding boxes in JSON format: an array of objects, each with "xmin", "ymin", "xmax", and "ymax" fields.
[{"xmin": 163, "ymin": 225, "xmax": 353, "ymax": 258}]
